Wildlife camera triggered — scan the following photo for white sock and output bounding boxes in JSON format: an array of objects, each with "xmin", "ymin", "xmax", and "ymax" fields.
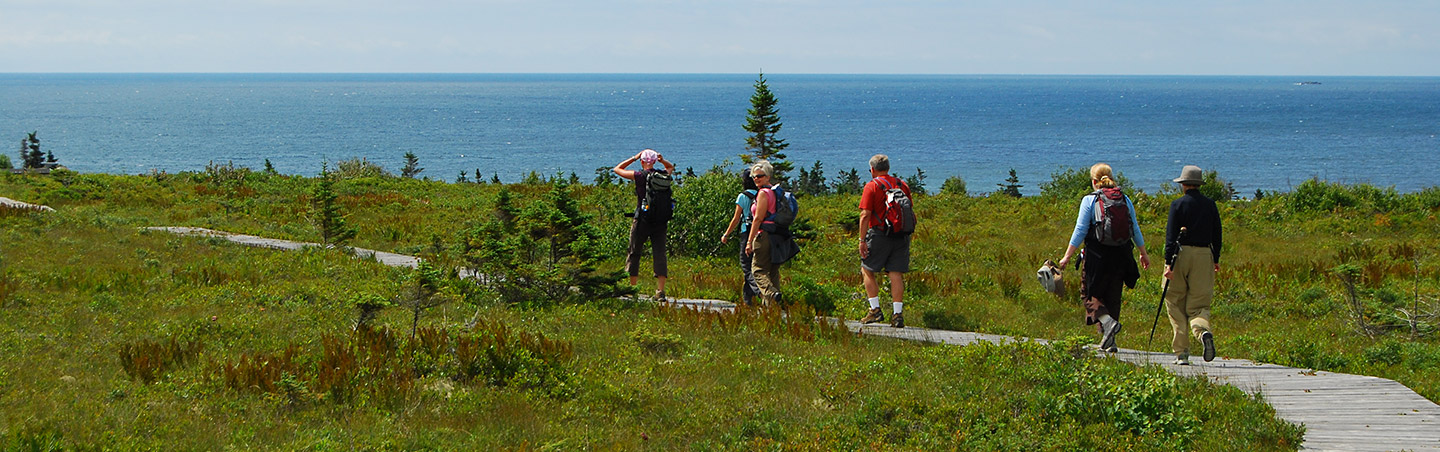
[
  {"xmin": 1098, "ymin": 315, "xmax": 1116, "ymax": 329},
  {"xmin": 868, "ymin": 297, "xmax": 881, "ymax": 309},
  {"xmin": 893, "ymin": 302, "xmax": 903, "ymax": 314}
]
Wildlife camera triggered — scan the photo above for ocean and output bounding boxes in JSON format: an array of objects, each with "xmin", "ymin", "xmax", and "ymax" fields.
[{"xmin": 2, "ymin": 73, "xmax": 1437, "ymax": 195}]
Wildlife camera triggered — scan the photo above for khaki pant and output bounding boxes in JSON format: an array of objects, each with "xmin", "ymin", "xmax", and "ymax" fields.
[
  {"xmin": 1165, "ymin": 246, "xmax": 1214, "ymax": 355},
  {"xmin": 750, "ymin": 230, "xmax": 781, "ymax": 305}
]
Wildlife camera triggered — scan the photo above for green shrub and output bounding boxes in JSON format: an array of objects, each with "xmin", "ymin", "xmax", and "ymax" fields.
[
  {"xmin": 670, "ymin": 165, "xmax": 744, "ymax": 257},
  {"xmin": 939, "ymin": 175, "xmax": 967, "ymax": 196},
  {"xmin": 1402, "ymin": 342, "xmax": 1440, "ymax": 371},
  {"xmin": 1057, "ymin": 361, "xmax": 1200, "ymax": 440},
  {"xmin": 1287, "ymin": 178, "xmax": 1359, "ymax": 212},
  {"xmin": 332, "ymin": 157, "xmax": 392, "ymax": 179},
  {"xmin": 1198, "ymin": 169, "xmax": 1237, "ymax": 202},
  {"xmin": 1254, "ymin": 339, "xmax": 1351, "ymax": 371},
  {"xmin": 1039, "ymin": 166, "xmax": 1133, "ymax": 199},
  {"xmin": 629, "ymin": 327, "xmax": 685, "ymax": 356},
  {"xmin": 788, "ymin": 274, "xmax": 845, "ymax": 314},
  {"xmin": 1290, "ymin": 286, "xmax": 1335, "ymax": 318},
  {"xmin": 1362, "ymin": 340, "xmax": 1404, "ymax": 366},
  {"xmin": 1403, "ymin": 186, "xmax": 1440, "ymax": 210}
]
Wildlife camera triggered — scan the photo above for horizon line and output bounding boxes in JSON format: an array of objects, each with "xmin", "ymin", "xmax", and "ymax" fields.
[{"xmin": 2, "ymin": 71, "xmax": 1436, "ymax": 78}]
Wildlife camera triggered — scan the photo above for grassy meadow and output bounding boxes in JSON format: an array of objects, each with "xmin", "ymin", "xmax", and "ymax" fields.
[{"xmin": 2, "ymin": 162, "xmax": 1436, "ymax": 449}]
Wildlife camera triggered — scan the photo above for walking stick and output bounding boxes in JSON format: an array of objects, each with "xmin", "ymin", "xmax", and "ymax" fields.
[
  {"xmin": 1148, "ymin": 227, "xmax": 1186, "ymax": 351},
  {"xmin": 1147, "ymin": 279, "xmax": 1169, "ymax": 350}
]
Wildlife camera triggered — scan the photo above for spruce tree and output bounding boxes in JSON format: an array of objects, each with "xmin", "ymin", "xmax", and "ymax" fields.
[
  {"xmin": 19, "ymin": 132, "xmax": 44, "ymax": 169},
  {"xmin": 905, "ymin": 168, "xmax": 928, "ymax": 196},
  {"xmin": 314, "ymin": 162, "xmax": 357, "ymax": 247},
  {"xmin": 401, "ymin": 152, "xmax": 423, "ymax": 178},
  {"xmin": 997, "ymin": 168, "xmax": 1023, "ymax": 198},
  {"xmin": 742, "ymin": 73, "xmax": 792, "ymax": 180}
]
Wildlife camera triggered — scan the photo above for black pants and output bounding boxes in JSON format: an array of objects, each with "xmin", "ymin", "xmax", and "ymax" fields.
[
  {"xmin": 739, "ymin": 244, "xmax": 759, "ymax": 303},
  {"xmin": 626, "ymin": 219, "xmax": 668, "ymax": 278}
]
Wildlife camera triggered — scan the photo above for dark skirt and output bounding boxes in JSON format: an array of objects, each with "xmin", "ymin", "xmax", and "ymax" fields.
[{"xmin": 1080, "ymin": 240, "xmax": 1140, "ymax": 328}]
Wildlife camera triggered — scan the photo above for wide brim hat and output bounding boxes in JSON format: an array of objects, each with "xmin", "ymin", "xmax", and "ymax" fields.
[{"xmin": 1173, "ymin": 165, "xmax": 1204, "ymax": 185}]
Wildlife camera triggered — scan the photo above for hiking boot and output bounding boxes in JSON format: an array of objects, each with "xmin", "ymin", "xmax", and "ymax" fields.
[
  {"xmin": 655, "ymin": 290, "xmax": 668, "ymax": 303},
  {"xmin": 1201, "ymin": 331, "xmax": 1216, "ymax": 362},
  {"xmin": 1099, "ymin": 321, "xmax": 1122, "ymax": 352},
  {"xmin": 860, "ymin": 308, "xmax": 885, "ymax": 324},
  {"xmin": 1174, "ymin": 353, "xmax": 1191, "ymax": 366},
  {"xmin": 891, "ymin": 312, "xmax": 905, "ymax": 329}
]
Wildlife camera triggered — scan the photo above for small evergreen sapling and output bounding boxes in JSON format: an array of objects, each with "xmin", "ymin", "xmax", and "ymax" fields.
[
  {"xmin": 401, "ymin": 152, "xmax": 424, "ymax": 179},
  {"xmin": 997, "ymin": 168, "xmax": 1023, "ymax": 198},
  {"xmin": 313, "ymin": 162, "xmax": 357, "ymax": 247},
  {"xmin": 905, "ymin": 167, "xmax": 928, "ymax": 196}
]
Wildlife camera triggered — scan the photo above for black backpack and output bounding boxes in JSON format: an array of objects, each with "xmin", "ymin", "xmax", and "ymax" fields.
[
  {"xmin": 1091, "ymin": 187, "xmax": 1132, "ymax": 246},
  {"xmin": 639, "ymin": 170, "xmax": 674, "ymax": 222}
]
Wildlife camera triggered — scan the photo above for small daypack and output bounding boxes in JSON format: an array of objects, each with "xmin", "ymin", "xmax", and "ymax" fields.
[
  {"xmin": 761, "ymin": 185, "xmax": 799, "ymax": 234},
  {"xmin": 1091, "ymin": 187, "xmax": 1132, "ymax": 246},
  {"xmin": 876, "ymin": 176, "xmax": 916, "ymax": 237},
  {"xmin": 640, "ymin": 170, "xmax": 674, "ymax": 222}
]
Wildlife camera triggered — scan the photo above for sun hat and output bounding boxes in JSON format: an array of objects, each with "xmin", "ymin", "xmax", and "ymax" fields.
[
  {"xmin": 1173, "ymin": 165, "xmax": 1204, "ymax": 185},
  {"xmin": 639, "ymin": 149, "xmax": 660, "ymax": 164}
]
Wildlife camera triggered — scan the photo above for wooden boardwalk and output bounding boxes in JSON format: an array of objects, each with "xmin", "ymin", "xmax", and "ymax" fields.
[{"xmin": 153, "ymin": 227, "xmax": 1440, "ymax": 452}]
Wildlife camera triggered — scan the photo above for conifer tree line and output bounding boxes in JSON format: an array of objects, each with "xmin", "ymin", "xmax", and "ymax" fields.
[{"xmin": 9, "ymin": 131, "xmax": 58, "ymax": 170}]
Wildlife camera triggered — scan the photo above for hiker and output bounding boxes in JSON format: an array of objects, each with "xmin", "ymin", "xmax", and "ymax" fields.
[
  {"xmin": 721, "ymin": 167, "xmax": 762, "ymax": 305},
  {"xmin": 1163, "ymin": 165, "xmax": 1223, "ymax": 365},
  {"xmin": 613, "ymin": 149, "xmax": 676, "ymax": 302},
  {"xmin": 743, "ymin": 161, "xmax": 784, "ymax": 305},
  {"xmin": 857, "ymin": 154, "xmax": 915, "ymax": 329},
  {"xmin": 1057, "ymin": 163, "xmax": 1151, "ymax": 352}
]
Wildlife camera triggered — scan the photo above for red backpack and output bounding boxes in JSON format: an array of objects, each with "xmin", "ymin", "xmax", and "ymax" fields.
[
  {"xmin": 1091, "ymin": 187, "xmax": 1133, "ymax": 246},
  {"xmin": 876, "ymin": 177, "xmax": 916, "ymax": 237}
]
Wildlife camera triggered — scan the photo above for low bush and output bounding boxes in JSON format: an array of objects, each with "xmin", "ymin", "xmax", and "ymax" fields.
[{"xmin": 629, "ymin": 327, "xmax": 685, "ymax": 356}]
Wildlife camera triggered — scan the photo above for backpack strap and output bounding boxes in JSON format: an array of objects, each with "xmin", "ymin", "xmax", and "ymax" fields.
[{"xmin": 759, "ymin": 187, "xmax": 777, "ymax": 224}]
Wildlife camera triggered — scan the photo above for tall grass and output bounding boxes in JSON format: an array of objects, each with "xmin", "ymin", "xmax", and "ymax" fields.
[{"xmin": 7, "ymin": 168, "xmax": 1436, "ymax": 448}]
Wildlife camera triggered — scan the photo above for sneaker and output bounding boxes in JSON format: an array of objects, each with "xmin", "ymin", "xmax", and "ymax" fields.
[
  {"xmin": 860, "ymin": 308, "xmax": 885, "ymax": 324},
  {"xmin": 891, "ymin": 312, "xmax": 905, "ymax": 329},
  {"xmin": 1201, "ymin": 331, "xmax": 1216, "ymax": 362},
  {"xmin": 1174, "ymin": 354, "xmax": 1191, "ymax": 366},
  {"xmin": 655, "ymin": 290, "xmax": 668, "ymax": 303},
  {"xmin": 1100, "ymin": 321, "xmax": 1122, "ymax": 352}
]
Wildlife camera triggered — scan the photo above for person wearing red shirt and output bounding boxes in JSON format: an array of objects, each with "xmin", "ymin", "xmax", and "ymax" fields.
[{"xmin": 857, "ymin": 154, "xmax": 911, "ymax": 328}]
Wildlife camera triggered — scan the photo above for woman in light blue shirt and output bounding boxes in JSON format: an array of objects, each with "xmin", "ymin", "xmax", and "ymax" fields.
[
  {"xmin": 1057, "ymin": 163, "xmax": 1151, "ymax": 353},
  {"xmin": 721, "ymin": 168, "xmax": 761, "ymax": 304}
]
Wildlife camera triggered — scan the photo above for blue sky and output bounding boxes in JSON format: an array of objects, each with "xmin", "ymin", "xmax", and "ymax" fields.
[{"xmin": 2, "ymin": 0, "xmax": 1437, "ymax": 75}]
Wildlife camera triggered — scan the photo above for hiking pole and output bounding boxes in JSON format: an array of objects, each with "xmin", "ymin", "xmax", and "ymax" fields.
[
  {"xmin": 1147, "ymin": 279, "xmax": 1170, "ymax": 350},
  {"xmin": 1148, "ymin": 227, "xmax": 1186, "ymax": 351}
]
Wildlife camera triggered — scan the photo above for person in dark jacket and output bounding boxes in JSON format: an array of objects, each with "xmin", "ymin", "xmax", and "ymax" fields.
[
  {"xmin": 1163, "ymin": 165, "xmax": 1223, "ymax": 365},
  {"xmin": 1058, "ymin": 163, "xmax": 1151, "ymax": 352}
]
